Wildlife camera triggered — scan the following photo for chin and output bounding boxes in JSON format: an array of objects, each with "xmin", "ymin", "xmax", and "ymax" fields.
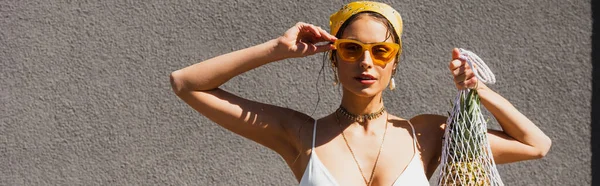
[{"xmin": 343, "ymin": 84, "xmax": 384, "ymax": 98}]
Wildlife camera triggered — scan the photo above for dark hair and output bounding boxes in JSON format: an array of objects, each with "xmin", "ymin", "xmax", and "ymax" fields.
[{"xmin": 330, "ymin": 11, "xmax": 402, "ymax": 66}]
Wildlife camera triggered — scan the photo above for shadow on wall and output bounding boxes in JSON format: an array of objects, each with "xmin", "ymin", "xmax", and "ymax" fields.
[{"xmin": 592, "ymin": 1, "xmax": 600, "ymax": 185}]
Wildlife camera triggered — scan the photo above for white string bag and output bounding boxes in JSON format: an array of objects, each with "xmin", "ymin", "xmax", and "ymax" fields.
[{"xmin": 437, "ymin": 49, "xmax": 503, "ymax": 186}]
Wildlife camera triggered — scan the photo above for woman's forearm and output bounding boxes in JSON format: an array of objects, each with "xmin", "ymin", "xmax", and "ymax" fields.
[
  {"xmin": 170, "ymin": 39, "xmax": 284, "ymax": 93},
  {"xmin": 477, "ymin": 84, "xmax": 552, "ymax": 155},
  {"xmin": 170, "ymin": 22, "xmax": 336, "ymax": 93}
]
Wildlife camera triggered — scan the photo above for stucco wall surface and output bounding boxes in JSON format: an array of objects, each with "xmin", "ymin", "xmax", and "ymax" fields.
[{"xmin": 1, "ymin": 0, "xmax": 592, "ymax": 185}]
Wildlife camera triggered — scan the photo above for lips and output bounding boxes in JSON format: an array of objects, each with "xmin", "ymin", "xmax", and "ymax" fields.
[
  {"xmin": 355, "ymin": 74, "xmax": 377, "ymax": 80},
  {"xmin": 355, "ymin": 74, "xmax": 377, "ymax": 85}
]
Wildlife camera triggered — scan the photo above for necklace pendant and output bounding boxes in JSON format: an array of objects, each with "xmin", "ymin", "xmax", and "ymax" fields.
[{"xmin": 357, "ymin": 117, "xmax": 364, "ymax": 122}]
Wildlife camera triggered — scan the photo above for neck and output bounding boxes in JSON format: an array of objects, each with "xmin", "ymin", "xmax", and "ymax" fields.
[
  {"xmin": 340, "ymin": 89, "xmax": 385, "ymax": 116},
  {"xmin": 339, "ymin": 88, "xmax": 386, "ymax": 129}
]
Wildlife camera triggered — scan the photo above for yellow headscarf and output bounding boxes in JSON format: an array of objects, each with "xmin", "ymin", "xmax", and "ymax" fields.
[{"xmin": 329, "ymin": 1, "xmax": 403, "ymax": 40}]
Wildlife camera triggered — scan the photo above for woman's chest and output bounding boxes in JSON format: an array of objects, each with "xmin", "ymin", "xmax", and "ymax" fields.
[{"xmin": 311, "ymin": 130, "xmax": 431, "ymax": 185}]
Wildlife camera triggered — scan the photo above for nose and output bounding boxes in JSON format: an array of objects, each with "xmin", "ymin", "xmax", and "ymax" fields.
[{"xmin": 360, "ymin": 50, "xmax": 374, "ymax": 70}]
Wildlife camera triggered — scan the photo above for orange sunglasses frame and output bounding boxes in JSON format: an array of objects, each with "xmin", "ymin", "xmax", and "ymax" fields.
[{"xmin": 333, "ymin": 39, "xmax": 401, "ymax": 66}]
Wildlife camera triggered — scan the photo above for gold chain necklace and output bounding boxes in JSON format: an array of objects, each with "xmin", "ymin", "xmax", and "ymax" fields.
[
  {"xmin": 336, "ymin": 111, "xmax": 389, "ymax": 186},
  {"xmin": 337, "ymin": 106, "xmax": 386, "ymax": 122}
]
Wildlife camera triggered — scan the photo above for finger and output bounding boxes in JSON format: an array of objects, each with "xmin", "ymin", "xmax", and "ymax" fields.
[
  {"xmin": 299, "ymin": 23, "xmax": 321, "ymax": 38},
  {"xmin": 295, "ymin": 42, "xmax": 308, "ymax": 54},
  {"xmin": 316, "ymin": 26, "xmax": 337, "ymax": 42},
  {"xmin": 458, "ymin": 70, "xmax": 475, "ymax": 84},
  {"xmin": 464, "ymin": 77, "xmax": 478, "ymax": 89},
  {"xmin": 454, "ymin": 72, "xmax": 466, "ymax": 84},
  {"xmin": 452, "ymin": 65, "xmax": 466, "ymax": 77},
  {"xmin": 304, "ymin": 28, "xmax": 335, "ymax": 44},
  {"xmin": 455, "ymin": 81, "xmax": 467, "ymax": 90},
  {"xmin": 452, "ymin": 48, "xmax": 460, "ymax": 60},
  {"xmin": 312, "ymin": 35, "xmax": 332, "ymax": 44},
  {"xmin": 296, "ymin": 42, "xmax": 320, "ymax": 55},
  {"xmin": 465, "ymin": 68, "xmax": 475, "ymax": 79},
  {"xmin": 449, "ymin": 59, "xmax": 465, "ymax": 71},
  {"xmin": 455, "ymin": 78, "xmax": 477, "ymax": 90},
  {"xmin": 314, "ymin": 43, "xmax": 335, "ymax": 53}
]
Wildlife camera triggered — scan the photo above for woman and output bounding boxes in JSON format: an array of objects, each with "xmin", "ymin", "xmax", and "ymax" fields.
[{"xmin": 170, "ymin": 1, "xmax": 551, "ymax": 185}]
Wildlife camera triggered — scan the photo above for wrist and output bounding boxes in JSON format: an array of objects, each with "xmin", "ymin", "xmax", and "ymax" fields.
[
  {"xmin": 265, "ymin": 38, "xmax": 289, "ymax": 62},
  {"xmin": 474, "ymin": 82, "xmax": 492, "ymax": 97}
]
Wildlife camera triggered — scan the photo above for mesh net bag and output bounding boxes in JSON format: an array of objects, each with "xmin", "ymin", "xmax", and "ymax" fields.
[{"xmin": 437, "ymin": 49, "xmax": 504, "ymax": 186}]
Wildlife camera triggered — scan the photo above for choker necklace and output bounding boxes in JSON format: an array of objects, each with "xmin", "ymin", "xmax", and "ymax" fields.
[{"xmin": 337, "ymin": 106, "xmax": 386, "ymax": 122}]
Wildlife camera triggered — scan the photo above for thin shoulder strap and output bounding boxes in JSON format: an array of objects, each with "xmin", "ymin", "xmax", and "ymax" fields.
[
  {"xmin": 406, "ymin": 120, "xmax": 418, "ymax": 153},
  {"xmin": 312, "ymin": 120, "xmax": 317, "ymax": 149}
]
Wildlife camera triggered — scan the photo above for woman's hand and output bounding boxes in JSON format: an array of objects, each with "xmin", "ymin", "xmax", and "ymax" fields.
[
  {"xmin": 449, "ymin": 48, "xmax": 484, "ymax": 90},
  {"xmin": 275, "ymin": 22, "xmax": 337, "ymax": 59}
]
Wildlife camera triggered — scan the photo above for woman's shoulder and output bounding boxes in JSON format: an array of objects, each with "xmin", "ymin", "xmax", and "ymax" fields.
[
  {"xmin": 384, "ymin": 113, "xmax": 446, "ymax": 132},
  {"xmin": 409, "ymin": 114, "xmax": 447, "ymax": 124},
  {"xmin": 408, "ymin": 114, "xmax": 447, "ymax": 132}
]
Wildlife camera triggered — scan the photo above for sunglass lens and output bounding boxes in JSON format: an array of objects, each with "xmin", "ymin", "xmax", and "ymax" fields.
[
  {"xmin": 338, "ymin": 42, "xmax": 363, "ymax": 61},
  {"xmin": 372, "ymin": 44, "xmax": 395, "ymax": 60}
]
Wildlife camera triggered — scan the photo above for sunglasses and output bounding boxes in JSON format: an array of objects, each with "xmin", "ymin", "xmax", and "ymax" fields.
[{"xmin": 333, "ymin": 39, "xmax": 401, "ymax": 66}]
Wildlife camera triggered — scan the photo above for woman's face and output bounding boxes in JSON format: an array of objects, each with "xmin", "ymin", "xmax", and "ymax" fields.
[{"xmin": 336, "ymin": 15, "xmax": 397, "ymax": 97}]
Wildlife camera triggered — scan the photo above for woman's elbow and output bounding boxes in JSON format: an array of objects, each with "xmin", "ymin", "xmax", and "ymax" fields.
[
  {"xmin": 535, "ymin": 137, "xmax": 552, "ymax": 159},
  {"xmin": 170, "ymin": 70, "xmax": 187, "ymax": 95}
]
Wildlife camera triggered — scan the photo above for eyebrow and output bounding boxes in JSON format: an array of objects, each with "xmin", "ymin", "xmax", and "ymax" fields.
[{"xmin": 344, "ymin": 37, "xmax": 393, "ymax": 44}]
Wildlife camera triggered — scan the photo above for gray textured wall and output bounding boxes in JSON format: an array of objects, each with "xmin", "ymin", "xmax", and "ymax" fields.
[{"xmin": 1, "ymin": 0, "xmax": 592, "ymax": 185}]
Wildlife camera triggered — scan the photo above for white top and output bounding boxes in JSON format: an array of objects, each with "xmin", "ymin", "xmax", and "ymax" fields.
[{"xmin": 299, "ymin": 120, "xmax": 430, "ymax": 186}]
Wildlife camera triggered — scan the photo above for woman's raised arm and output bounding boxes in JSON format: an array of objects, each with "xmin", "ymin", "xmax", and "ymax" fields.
[
  {"xmin": 169, "ymin": 22, "xmax": 336, "ymax": 156},
  {"xmin": 448, "ymin": 48, "xmax": 552, "ymax": 164}
]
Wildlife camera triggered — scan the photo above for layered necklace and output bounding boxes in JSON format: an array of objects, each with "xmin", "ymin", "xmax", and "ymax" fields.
[{"xmin": 336, "ymin": 106, "xmax": 388, "ymax": 186}]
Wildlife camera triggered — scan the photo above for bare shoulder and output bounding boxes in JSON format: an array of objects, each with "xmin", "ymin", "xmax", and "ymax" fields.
[
  {"xmin": 279, "ymin": 107, "xmax": 316, "ymax": 146},
  {"xmin": 406, "ymin": 114, "xmax": 447, "ymax": 143},
  {"xmin": 286, "ymin": 108, "xmax": 326, "ymax": 149},
  {"xmin": 281, "ymin": 107, "xmax": 315, "ymax": 130},
  {"xmin": 409, "ymin": 114, "xmax": 447, "ymax": 177},
  {"xmin": 384, "ymin": 114, "xmax": 446, "ymax": 132},
  {"xmin": 409, "ymin": 114, "xmax": 447, "ymax": 132}
]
